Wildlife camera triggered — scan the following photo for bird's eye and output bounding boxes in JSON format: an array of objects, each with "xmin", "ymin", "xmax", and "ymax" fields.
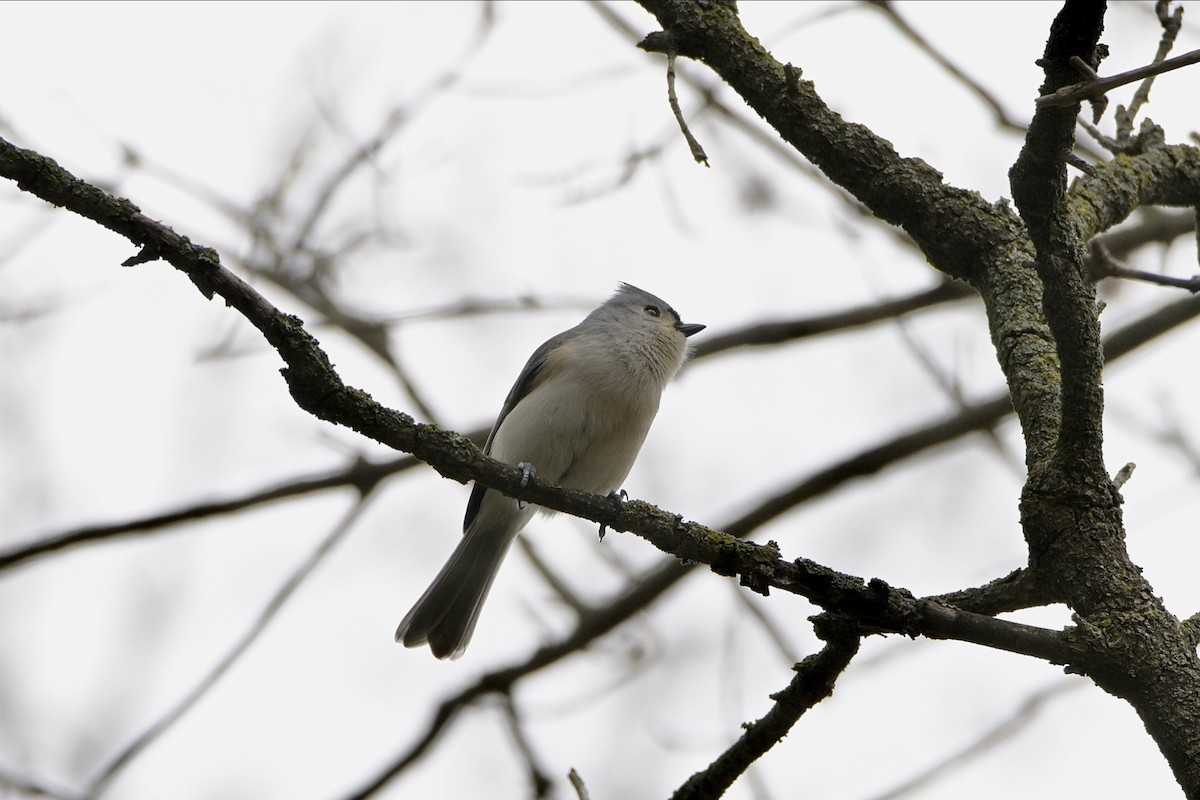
[{"xmin": 644, "ymin": 305, "xmax": 661, "ymax": 317}]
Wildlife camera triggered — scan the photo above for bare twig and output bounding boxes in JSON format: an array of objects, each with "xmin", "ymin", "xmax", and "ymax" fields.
[
  {"xmin": 691, "ymin": 281, "xmax": 975, "ymax": 359},
  {"xmin": 1037, "ymin": 47, "xmax": 1200, "ymax": 108},
  {"xmin": 500, "ymin": 696, "xmax": 555, "ymax": 799},
  {"xmin": 890, "ymin": 314, "xmax": 1022, "ymax": 474},
  {"xmin": 672, "ymin": 615, "xmax": 860, "ymax": 800},
  {"xmin": 1111, "ymin": 396, "xmax": 1200, "ymax": 476},
  {"xmin": 1112, "ymin": 462, "xmax": 1136, "ymax": 490},
  {"xmin": 866, "ymin": 1, "xmax": 1025, "ymax": 135},
  {"xmin": 383, "ymin": 293, "xmax": 588, "ymax": 325},
  {"xmin": 730, "ymin": 583, "xmax": 799, "ymax": 663},
  {"xmin": 665, "ymin": 46, "xmax": 710, "ymax": 166},
  {"xmin": 868, "ymin": 681, "xmax": 1082, "ymax": 800},
  {"xmin": 82, "ymin": 492, "xmax": 379, "ymax": 799},
  {"xmin": 1117, "ymin": 0, "xmax": 1185, "ymax": 138},
  {"xmin": 567, "ymin": 768, "xmax": 591, "ymax": 800},
  {"xmin": 1090, "ymin": 239, "xmax": 1200, "ymax": 293},
  {"xmin": 517, "ymin": 536, "xmax": 592, "ymax": 616},
  {"xmin": 0, "ymin": 453, "xmax": 433, "ymax": 572}
]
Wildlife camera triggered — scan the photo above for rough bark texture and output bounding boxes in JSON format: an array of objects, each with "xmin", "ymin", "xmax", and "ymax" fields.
[
  {"xmin": 5, "ymin": 2, "xmax": 1200, "ymax": 796},
  {"xmin": 638, "ymin": 0, "xmax": 1200, "ymax": 794}
]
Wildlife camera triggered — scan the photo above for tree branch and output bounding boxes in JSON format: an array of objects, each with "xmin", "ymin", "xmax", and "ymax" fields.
[
  {"xmin": 0, "ymin": 134, "xmax": 1076, "ymax": 665},
  {"xmin": 634, "ymin": 0, "xmax": 1063, "ymax": 469},
  {"xmin": 0, "ymin": 453, "xmax": 430, "ymax": 571},
  {"xmin": 691, "ymin": 281, "xmax": 975, "ymax": 358},
  {"xmin": 1009, "ymin": 0, "xmax": 1108, "ymax": 473},
  {"xmin": 1036, "ymin": 47, "xmax": 1200, "ymax": 108},
  {"xmin": 1008, "ymin": 5, "xmax": 1200, "ymax": 795},
  {"xmin": 84, "ymin": 491, "xmax": 379, "ymax": 799},
  {"xmin": 672, "ymin": 614, "xmax": 861, "ymax": 800}
]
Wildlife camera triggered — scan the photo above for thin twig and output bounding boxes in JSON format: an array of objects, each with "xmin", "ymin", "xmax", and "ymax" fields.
[
  {"xmin": 567, "ymin": 768, "xmax": 591, "ymax": 800},
  {"xmin": 1112, "ymin": 462, "xmax": 1136, "ymax": 490},
  {"xmin": 690, "ymin": 281, "xmax": 975, "ymax": 359},
  {"xmin": 517, "ymin": 536, "xmax": 592, "ymax": 616},
  {"xmin": 383, "ymin": 294, "xmax": 588, "ymax": 325},
  {"xmin": 0, "ymin": 453, "xmax": 431, "ymax": 573},
  {"xmin": 666, "ymin": 48, "xmax": 710, "ymax": 166},
  {"xmin": 866, "ymin": 1, "xmax": 1025, "ymax": 134},
  {"xmin": 1090, "ymin": 239, "xmax": 1200, "ymax": 293},
  {"xmin": 868, "ymin": 681, "xmax": 1082, "ymax": 800},
  {"xmin": 1036, "ymin": 47, "xmax": 1200, "ymax": 108},
  {"xmin": 500, "ymin": 695, "xmax": 554, "ymax": 799},
  {"xmin": 1117, "ymin": 0, "xmax": 1185, "ymax": 138},
  {"xmin": 890, "ymin": 314, "xmax": 1022, "ymax": 474},
  {"xmin": 730, "ymin": 583, "xmax": 799, "ymax": 663},
  {"xmin": 82, "ymin": 492, "xmax": 380, "ymax": 799}
]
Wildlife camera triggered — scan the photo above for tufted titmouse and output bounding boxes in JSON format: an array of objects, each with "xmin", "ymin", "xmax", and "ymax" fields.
[{"xmin": 395, "ymin": 283, "xmax": 705, "ymax": 659}]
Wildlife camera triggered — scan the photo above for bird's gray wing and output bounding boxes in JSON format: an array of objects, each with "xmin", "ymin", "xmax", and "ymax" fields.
[{"xmin": 462, "ymin": 329, "xmax": 574, "ymax": 532}]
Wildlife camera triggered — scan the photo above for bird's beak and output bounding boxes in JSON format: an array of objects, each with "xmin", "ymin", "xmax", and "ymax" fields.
[{"xmin": 676, "ymin": 322, "xmax": 706, "ymax": 337}]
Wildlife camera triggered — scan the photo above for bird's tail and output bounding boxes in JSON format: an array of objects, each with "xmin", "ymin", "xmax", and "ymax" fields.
[{"xmin": 395, "ymin": 523, "xmax": 519, "ymax": 660}]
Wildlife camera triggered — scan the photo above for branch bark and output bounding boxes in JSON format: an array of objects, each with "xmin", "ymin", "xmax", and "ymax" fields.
[
  {"xmin": 8, "ymin": 0, "xmax": 1200, "ymax": 793},
  {"xmin": 0, "ymin": 133, "xmax": 1072, "ymax": 666},
  {"xmin": 634, "ymin": 0, "xmax": 1200, "ymax": 795}
]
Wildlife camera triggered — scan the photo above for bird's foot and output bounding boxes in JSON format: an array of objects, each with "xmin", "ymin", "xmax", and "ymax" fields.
[
  {"xmin": 517, "ymin": 462, "xmax": 537, "ymax": 510},
  {"xmin": 599, "ymin": 489, "xmax": 629, "ymax": 541}
]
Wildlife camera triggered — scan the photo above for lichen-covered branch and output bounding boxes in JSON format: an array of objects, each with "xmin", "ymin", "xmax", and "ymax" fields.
[
  {"xmin": 1010, "ymin": 0, "xmax": 1108, "ymax": 473},
  {"xmin": 1011, "ymin": 4, "xmax": 1200, "ymax": 795},
  {"xmin": 633, "ymin": 1, "xmax": 1200, "ymax": 795},
  {"xmin": 635, "ymin": 0, "xmax": 1059, "ymax": 468},
  {"xmin": 0, "ymin": 134, "xmax": 1077, "ymax": 671}
]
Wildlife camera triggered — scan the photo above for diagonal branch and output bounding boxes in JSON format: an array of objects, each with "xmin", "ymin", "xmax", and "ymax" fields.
[
  {"xmin": 1037, "ymin": 47, "xmax": 1200, "ymax": 108},
  {"xmin": 0, "ymin": 136, "xmax": 1073, "ymax": 665},
  {"xmin": 868, "ymin": 681, "xmax": 1082, "ymax": 800},
  {"xmin": 83, "ymin": 490, "xmax": 380, "ymax": 799},
  {"xmin": 672, "ymin": 614, "xmax": 861, "ymax": 800},
  {"xmin": 691, "ymin": 281, "xmax": 975, "ymax": 358},
  {"xmin": 633, "ymin": 0, "xmax": 1062, "ymax": 469},
  {"xmin": 0, "ymin": 454, "xmax": 429, "ymax": 572}
]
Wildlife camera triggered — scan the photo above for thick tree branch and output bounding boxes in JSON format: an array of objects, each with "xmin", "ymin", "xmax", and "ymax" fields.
[
  {"xmin": 7, "ymin": 4, "xmax": 1200, "ymax": 797},
  {"xmin": 1070, "ymin": 143, "xmax": 1200, "ymax": 236},
  {"xmin": 0, "ymin": 135, "xmax": 1076, "ymax": 670},
  {"xmin": 634, "ymin": 0, "xmax": 1061, "ymax": 469},
  {"xmin": 636, "ymin": 1, "xmax": 1016, "ymax": 288},
  {"xmin": 0, "ymin": 145, "xmax": 1084, "ymax": 800},
  {"xmin": 631, "ymin": 3, "xmax": 1200, "ymax": 795},
  {"xmin": 1010, "ymin": 0, "xmax": 1108, "ymax": 473},
  {"xmin": 1007, "ymin": 5, "xmax": 1200, "ymax": 796}
]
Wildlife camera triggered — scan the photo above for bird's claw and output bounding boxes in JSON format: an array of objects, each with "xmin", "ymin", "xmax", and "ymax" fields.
[
  {"xmin": 598, "ymin": 489, "xmax": 629, "ymax": 541},
  {"xmin": 517, "ymin": 462, "xmax": 537, "ymax": 510},
  {"xmin": 518, "ymin": 462, "xmax": 537, "ymax": 488}
]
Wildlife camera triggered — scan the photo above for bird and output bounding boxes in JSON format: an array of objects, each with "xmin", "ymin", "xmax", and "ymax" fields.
[{"xmin": 395, "ymin": 283, "xmax": 705, "ymax": 659}]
